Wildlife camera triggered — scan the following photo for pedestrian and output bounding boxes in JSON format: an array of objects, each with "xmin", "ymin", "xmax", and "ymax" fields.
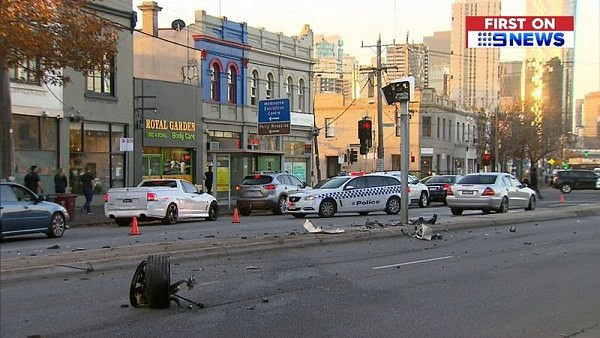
[
  {"xmin": 530, "ymin": 166, "xmax": 544, "ymax": 200},
  {"xmin": 80, "ymin": 167, "xmax": 95, "ymax": 214},
  {"xmin": 54, "ymin": 168, "xmax": 68, "ymax": 193},
  {"xmin": 24, "ymin": 165, "xmax": 43, "ymax": 194},
  {"xmin": 204, "ymin": 164, "xmax": 214, "ymax": 194}
]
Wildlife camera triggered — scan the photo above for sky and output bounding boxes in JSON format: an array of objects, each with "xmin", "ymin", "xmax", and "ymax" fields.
[{"xmin": 131, "ymin": 0, "xmax": 599, "ymax": 101}]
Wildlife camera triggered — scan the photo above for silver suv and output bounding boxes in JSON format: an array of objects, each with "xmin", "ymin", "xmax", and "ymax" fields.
[{"xmin": 235, "ymin": 172, "xmax": 308, "ymax": 216}]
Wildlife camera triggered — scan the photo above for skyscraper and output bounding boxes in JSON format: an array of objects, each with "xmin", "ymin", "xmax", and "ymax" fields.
[
  {"xmin": 385, "ymin": 43, "xmax": 429, "ymax": 89},
  {"xmin": 450, "ymin": 0, "xmax": 501, "ymax": 111}
]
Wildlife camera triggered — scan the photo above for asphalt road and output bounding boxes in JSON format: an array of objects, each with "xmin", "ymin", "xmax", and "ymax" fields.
[
  {"xmin": 1, "ymin": 215, "xmax": 599, "ymax": 337},
  {"xmin": 1, "ymin": 188, "xmax": 597, "ymax": 261}
]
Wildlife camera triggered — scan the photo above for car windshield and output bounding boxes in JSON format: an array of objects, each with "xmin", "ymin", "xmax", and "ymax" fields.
[
  {"xmin": 313, "ymin": 177, "xmax": 351, "ymax": 189},
  {"xmin": 458, "ymin": 174, "xmax": 498, "ymax": 185},
  {"xmin": 241, "ymin": 175, "xmax": 273, "ymax": 185},
  {"xmin": 427, "ymin": 176, "xmax": 455, "ymax": 184}
]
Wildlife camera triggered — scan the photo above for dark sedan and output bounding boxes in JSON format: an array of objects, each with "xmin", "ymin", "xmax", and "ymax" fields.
[
  {"xmin": 1, "ymin": 182, "xmax": 69, "ymax": 239},
  {"xmin": 421, "ymin": 175, "xmax": 462, "ymax": 205}
]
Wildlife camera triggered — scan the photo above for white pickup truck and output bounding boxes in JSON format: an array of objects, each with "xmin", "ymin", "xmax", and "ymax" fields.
[{"xmin": 104, "ymin": 179, "xmax": 218, "ymax": 226}]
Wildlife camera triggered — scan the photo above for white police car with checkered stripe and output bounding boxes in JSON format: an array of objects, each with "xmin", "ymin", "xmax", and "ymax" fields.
[{"xmin": 286, "ymin": 174, "xmax": 402, "ymax": 218}]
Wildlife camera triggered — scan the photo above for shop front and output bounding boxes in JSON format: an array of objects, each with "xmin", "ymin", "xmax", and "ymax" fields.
[{"xmin": 139, "ymin": 117, "xmax": 200, "ymax": 184}]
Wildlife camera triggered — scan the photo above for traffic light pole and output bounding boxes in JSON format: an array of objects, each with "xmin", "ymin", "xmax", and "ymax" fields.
[
  {"xmin": 376, "ymin": 37, "xmax": 384, "ymax": 162},
  {"xmin": 399, "ymin": 100, "xmax": 410, "ymax": 225}
]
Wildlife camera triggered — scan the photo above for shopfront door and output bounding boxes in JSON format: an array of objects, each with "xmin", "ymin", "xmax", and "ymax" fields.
[
  {"xmin": 215, "ymin": 155, "xmax": 231, "ymax": 209},
  {"xmin": 142, "ymin": 154, "xmax": 163, "ymax": 178}
]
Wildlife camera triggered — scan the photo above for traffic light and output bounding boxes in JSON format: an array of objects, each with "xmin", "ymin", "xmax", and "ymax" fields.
[
  {"xmin": 482, "ymin": 153, "xmax": 491, "ymax": 166},
  {"xmin": 350, "ymin": 149, "xmax": 358, "ymax": 163},
  {"xmin": 411, "ymin": 155, "xmax": 416, "ymax": 163},
  {"xmin": 358, "ymin": 118, "xmax": 372, "ymax": 154}
]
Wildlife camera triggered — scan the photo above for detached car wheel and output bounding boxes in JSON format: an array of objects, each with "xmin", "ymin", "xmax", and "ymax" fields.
[
  {"xmin": 46, "ymin": 212, "xmax": 66, "ymax": 238},
  {"xmin": 145, "ymin": 254, "xmax": 171, "ymax": 309}
]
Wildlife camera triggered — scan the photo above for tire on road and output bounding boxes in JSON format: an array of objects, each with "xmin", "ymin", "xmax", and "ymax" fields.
[
  {"xmin": 450, "ymin": 208, "xmax": 463, "ymax": 216},
  {"xmin": 162, "ymin": 203, "xmax": 178, "ymax": 225},
  {"xmin": 525, "ymin": 195, "xmax": 536, "ymax": 211},
  {"xmin": 418, "ymin": 192, "xmax": 429, "ymax": 208},
  {"xmin": 145, "ymin": 254, "xmax": 171, "ymax": 309},
  {"xmin": 274, "ymin": 196, "xmax": 287, "ymax": 215},
  {"xmin": 497, "ymin": 197, "xmax": 509, "ymax": 213},
  {"xmin": 239, "ymin": 207, "xmax": 251, "ymax": 216}
]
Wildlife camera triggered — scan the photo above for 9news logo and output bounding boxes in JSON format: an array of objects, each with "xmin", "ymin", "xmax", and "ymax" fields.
[{"xmin": 466, "ymin": 16, "xmax": 574, "ymax": 48}]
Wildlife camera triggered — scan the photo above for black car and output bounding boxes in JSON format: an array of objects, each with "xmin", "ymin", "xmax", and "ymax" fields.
[
  {"xmin": 551, "ymin": 170, "xmax": 600, "ymax": 193},
  {"xmin": 235, "ymin": 172, "xmax": 308, "ymax": 216},
  {"xmin": 1, "ymin": 182, "xmax": 69, "ymax": 239},
  {"xmin": 421, "ymin": 175, "xmax": 462, "ymax": 205}
]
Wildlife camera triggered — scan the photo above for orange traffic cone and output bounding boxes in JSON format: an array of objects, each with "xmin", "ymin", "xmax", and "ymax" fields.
[
  {"xmin": 559, "ymin": 193, "xmax": 565, "ymax": 204},
  {"xmin": 130, "ymin": 216, "xmax": 140, "ymax": 235},
  {"xmin": 232, "ymin": 207, "xmax": 240, "ymax": 223}
]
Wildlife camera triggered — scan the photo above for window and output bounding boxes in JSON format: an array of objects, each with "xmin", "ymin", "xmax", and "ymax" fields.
[
  {"xmin": 9, "ymin": 59, "xmax": 40, "ymax": 85},
  {"xmin": 266, "ymin": 73, "xmax": 274, "ymax": 99},
  {"xmin": 462, "ymin": 123, "xmax": 466, "ymax": 142},
  {"xmin": 250, "ymin": 70, "xmax": 259, "ymax": 105},
  {"xmin": 437, "ymin": 118, "xmax": 441, "ymax": 138},
  {"xmin": 86, "ymin": 55, "xmax": 115, "ymax": 96},
  {"xmin": 422, "ymin": 116, "xmax": 431, "ymax": 137},
  {"xmin": 325, "ymin": 118, "xmax": 335, "ymax": 138},
  {"xmin": 210, "ymin": 62, "xmax": 220, "ymax": 101},
  {"xmin": 298, "ymin": 79, "xmax": 305, "ymax": 111},
  {"xmin": 286, "ymin": 76, "xmax": 294, "ymax": 109},
  {"xmin": 457, "ymin": 122, "xmax": 460, "ymax": 141},
  {"xmin": 227, "ymin": 65, "xmax": 237, "ymax": 103},
  {"xmin": 442, "ymin": 118, "xmax": 446, "ymax": 139}
]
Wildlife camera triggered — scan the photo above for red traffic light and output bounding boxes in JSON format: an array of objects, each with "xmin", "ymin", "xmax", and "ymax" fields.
[{"xmin": 363, "ymin": 122, "xmax": 370, "ymax": 129}]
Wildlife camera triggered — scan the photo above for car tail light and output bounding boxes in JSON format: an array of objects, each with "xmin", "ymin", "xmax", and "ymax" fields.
[
  {"xmin": 482, "ymin": 187, "xmax": 495, "ymax": 196},
  {"xmin": 104, "ymin": 193, "xmax": 109, "ymax": 202},
  {"xmin": 443, "ymin": 183, "xmax": 451, "ymax": 191},
  {"xmin": 147, "ymin": 192, "xmax": 158, "ymax": 201},
  {"xmin": 264, "ymin": 184, "xmax": 277, "ymax": 190},
  {"xmin": 407, "ymin": 186, "xmax": 412, "ymax": 193},
  {"xmin": 235, "ymin": 185, "xmax": 242, "ymax": 191},
  {"xmin": 446, "ymin": 188, "xmax": 454, "ymax": 196}
]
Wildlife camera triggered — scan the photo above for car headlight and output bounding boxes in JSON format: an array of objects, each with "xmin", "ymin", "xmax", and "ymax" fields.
[{"xmin": 304, "ymin": 195, "xmax": 317, "ymax": 201}]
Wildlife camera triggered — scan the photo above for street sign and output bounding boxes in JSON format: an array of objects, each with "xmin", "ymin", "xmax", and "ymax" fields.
[{"xmin": 258, "ymin": 98, "xmax": 291, "ymax": 135}]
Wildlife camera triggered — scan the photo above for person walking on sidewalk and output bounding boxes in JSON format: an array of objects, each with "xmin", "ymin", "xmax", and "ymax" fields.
[
  {"xmin": 80, "ymin": 167, "xmax": 95, "ymax": 214},
  {"xmin": 54, "ymin": 168, "xmax": 68, "ymax": 193},
  {"xmin": 24, "ymin": 165, "xmax": 43, "ymax": 194},
  {"xmin": 530, "ymin": 166, "xmax": 544, "ymax": 200},
  {"xmin": 204, "ymin": 165, "xmax": 214, "ymax": 194}
]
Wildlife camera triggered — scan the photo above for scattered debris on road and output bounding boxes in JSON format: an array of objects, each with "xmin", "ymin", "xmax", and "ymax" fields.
[
  {"xmin": 245, "ymin": 265, "xmax": 261, "ymax": 270},
  {"xmin": 47, "ymin": 245, "xmax": 60, "ymax": 250},
  {"xmin": 509, "ymin": 226, "xmax": 517, "ymax": 232},
  {"xmin": 302, "ymin": 219, "xmax": 345, "ymax": 234}
]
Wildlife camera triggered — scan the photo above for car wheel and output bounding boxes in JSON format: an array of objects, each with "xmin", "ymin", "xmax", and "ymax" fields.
[
  {"xmin": 318, "ymin": 199, "xmax": 336, "ymax": 217},
  {"xmin": 145, "ymin": 254, "xmax": 171, "ymax": 309},
  {"xmin": 561, "ymin": 184, "xmax": 572, "ymax": 193},
  {"xmin": 525, "ymin": 195, "xmax": 536, "ymax": 211},
  {"xmin": 239, "ymin": 207, "xmax": 251, "ymax": 216},
  {"xmin": 359, "ymin": 212, "xmax": 369, "ymax": 216},
  {"xmin": 385, "ymin": 196, "xmax": 401, "ymax": 214},
  {"xmin": 46, "ymin": 212, "xmax": 66, "ymax": 238},
  {"xmin": 497, "ymin": 197, "xmax": 509, "ymax": 213},
  {"xmin": 274, "ymin": 196, "xmax": 286, "ymax": 215},
  {"xmin": 291, "ymin": 213, "xmax": 305, "ymax": 219},
  {"xmin": 129, "ymin": 260, "xmax": 147, "ymax": 307},
  {"xmin": 115, "ymin": 218, "xmax": 132, "ymax": 227},
  {"xmin": 418, "ymin": 192, "xmax": 429, "ymax": 208},
  {"xmin": 205, "ymin": 202, "xmax": 219, "ymax": 221},
  {"xmin": 450, "ymin": 208, "xmax": 463, "ymax": 216},
  {"xmin": 162, "ymin": 203, "xmax": 178, "ymax": 225}
]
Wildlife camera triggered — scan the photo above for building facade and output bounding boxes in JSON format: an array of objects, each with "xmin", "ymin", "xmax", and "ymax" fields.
[
  {"xmin": 423, "ymin": 31, "xmax": 451, "ymax": 95},
  {"xmin": 385, "ymin": 43, "xmax": 429, "ymax": 89}
]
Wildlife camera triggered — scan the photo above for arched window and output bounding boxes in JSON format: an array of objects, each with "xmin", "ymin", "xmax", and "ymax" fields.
[
  {"xmin": 251, "ymin": 70, "xmax": 259, "ymax": 105},
  {"xmin": 298, "ymin": 78, "xmax": 305, "ymax": 111},
  {"xmin": 286, "ymin": 76, "xmax": 293, "ymax": 109},
  {"xmin": 266, "ymin": 73, "xmax": 274, "ymax": 99},
  {"xmin": 227, "ymin": 64, "xmax": 237, "ymax": 103},
  {"xmin": 210, "ymin": 62, "xmax": 220, "ymax": 101}
]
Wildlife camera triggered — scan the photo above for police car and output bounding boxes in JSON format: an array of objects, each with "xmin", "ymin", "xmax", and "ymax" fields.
[{"xmin": 286, "ymin": 173, "xmax": 403, "ymax": 218}]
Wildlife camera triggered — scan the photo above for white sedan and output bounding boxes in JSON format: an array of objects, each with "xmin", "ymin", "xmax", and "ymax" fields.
[
  {"xmin": 446, "ymin": 172, "xmax": 536, "ymax": 215},
  {"xmin": 377, "ymin": 171, "xmax": 430, "ymax": 207}
]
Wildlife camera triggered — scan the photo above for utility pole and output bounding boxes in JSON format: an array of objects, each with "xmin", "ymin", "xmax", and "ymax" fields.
[{"xmin": 361, "ymin": 36, "xmax": 397, "ymax": 171}]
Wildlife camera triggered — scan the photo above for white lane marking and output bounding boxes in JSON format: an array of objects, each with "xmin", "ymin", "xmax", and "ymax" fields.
[{"xmin": 372, "ymin": 255, "xmax": 454, "ymax": 270}]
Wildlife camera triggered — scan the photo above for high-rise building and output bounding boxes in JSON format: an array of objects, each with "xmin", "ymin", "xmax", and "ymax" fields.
[
  {"xmin": 313, "ymin": 34, "xmax": 357, "ymax": 98},
  {"xmin": 423, "ymin": 31, "xmax": 451, "ymax": 95},
  {"xmin": 498, "ymin": 61, "xmax": 522, "ymax": 111},
  {"xmin": 385, "ymin": 43, "xmax": 429, "ymax": 89},
  {"xmin": 523, "ymin": 0, "xmax": 576, "ymax": 134},
  {"xmin": 450, "ymin": 0, "xmax": 501, "ymax": 111}
]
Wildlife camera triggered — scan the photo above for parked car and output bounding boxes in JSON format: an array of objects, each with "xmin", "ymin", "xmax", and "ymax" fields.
[
  {"xmin": 551, "ymin": 169, "xmax": 600, "ymax": 193},
  {"xmin": 0, "ymin": 181, "xmax": 69, "ymax": 239},
  {"xmin": 235, "ymin": 172, "xmax": 308, "ymax": 216},
  {"xmin": 377, "ymin": 171, "xmax": 430, "ymax": 207},
  {"xmin": 104, "ymin": 179, "xmax": 218, "ymax": 226},
  {"xmin": 287, "ymin": 173, "xmax": 403, "ymax": 218},
  {"xmin": 446, "ymin": 172, "xmax": 536, "ymax": 215},
  {"xmin": 421, "ymin": 175, "xmax": 462, "ymax": 205}
]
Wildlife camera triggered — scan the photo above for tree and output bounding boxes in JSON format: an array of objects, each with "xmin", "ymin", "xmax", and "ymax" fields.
[{"xmin": 0, "ymin": 0, "xmax": 120, "ymax": 179}]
